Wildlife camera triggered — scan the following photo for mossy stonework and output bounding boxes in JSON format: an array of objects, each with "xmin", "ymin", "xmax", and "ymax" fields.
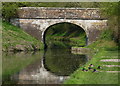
[{"xmin": 10, "ymin": 7, "xmax": 107, "ymax": 45}]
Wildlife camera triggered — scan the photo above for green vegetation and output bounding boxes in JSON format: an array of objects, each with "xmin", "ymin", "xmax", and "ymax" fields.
[
  {"xmin": 2, "ymin": 2, "xmax": 119, "ymax": 44},
  {"xmin": 45, "ymin": 23, "xmax": 86, "ymax": 47},
  {"xmin": 100, "ymin": 2, "xmax": 120, "ymax": 44},
  {"xmin": 46, "ymin": 35, "xmax": 86, "ymax": 48},
  {"xmin": 64, "ymin": 50, "xmax": 119, "ymax": 84},
  {"xmin": 64, "ymin": 23, "xmax": 119, "ymax": 84},
  {"xmin": 2, "ymin": 21, "xmax": 44, "ymax": 51},
  {"xmin": 46, "ymin": 40, "xmax": 71, "ymax": 49},
  {"xmin": 2, "ymin": 21, "xmax": 44, "ymax": 84},
  {"xmin": 2, "ymin": 2, "xmax": 119, "ymax": 84},
  {"xmin": 2, "ymin": 2, "xmax": 100, "ymax": 21},
  {"xmin": 64, "ymin": 39, "xmax": 119, "ymax": 84}
]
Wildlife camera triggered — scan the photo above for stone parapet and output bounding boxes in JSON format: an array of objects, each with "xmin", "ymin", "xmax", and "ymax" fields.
[{"xmin": 18, "ymin": 7, "xmax": 103, "ymax": 19}]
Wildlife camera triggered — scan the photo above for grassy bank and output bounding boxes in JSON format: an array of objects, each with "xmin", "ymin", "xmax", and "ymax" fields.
[
  {"xmin": 64, "ymin": 40, "xmax": 119, "ymax": 84},
  {"xmin": 46, "ymin": 34, "xmax": 86, "ymax": 47},
  {"xmin": 2, "ymin": 21, "xmax": 44, "ymax": 52},
  {"xmin": 46, "ymin": 36, "xmax": 86, "ymax": 48}
]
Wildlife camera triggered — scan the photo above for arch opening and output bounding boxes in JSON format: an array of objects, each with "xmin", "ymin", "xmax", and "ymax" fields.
[{"xmin": 43, "ymin": 22, "xmax": 88, "ymax": 49}]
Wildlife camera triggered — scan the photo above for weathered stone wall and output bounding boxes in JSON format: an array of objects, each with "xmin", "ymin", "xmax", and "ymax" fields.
[
  {"xmin": 18, "ymin": 7, "xmax": 102, "ymax": 19},
  {"xmin": 10, "ymin": 18, "xmax": 107, "ymax": 45},
  {"xmin": 10, "ymin": 7, "xmax": 107, "ymax": 45}
]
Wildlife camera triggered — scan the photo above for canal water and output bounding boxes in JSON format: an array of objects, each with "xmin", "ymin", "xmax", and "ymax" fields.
[{"xmin": 2, "ymin": 41, "xmax": 91, "ymax": 84}]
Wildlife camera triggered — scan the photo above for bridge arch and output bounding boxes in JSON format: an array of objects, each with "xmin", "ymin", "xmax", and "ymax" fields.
[
  {"xmin": 42, "ymin": 21, "xmax": 88, "ymax": 48},
  {"xmin": 10, "ymin": 7, "xmax": 107, "ymax": 48}
]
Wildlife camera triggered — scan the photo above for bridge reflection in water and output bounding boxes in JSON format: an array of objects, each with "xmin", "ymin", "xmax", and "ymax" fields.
[{"xmin": 11, "ymin": 49, "xmax": 91, "ymax": 84}]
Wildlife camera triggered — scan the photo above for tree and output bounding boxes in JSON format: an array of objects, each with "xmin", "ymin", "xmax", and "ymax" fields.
[
  {"xmin": 2, "ymin": 2, "xmax": 18, "ymax": 21},
  {"xmin": 100, "ymin": 2, "xmax": 120, "ymax": 43}
]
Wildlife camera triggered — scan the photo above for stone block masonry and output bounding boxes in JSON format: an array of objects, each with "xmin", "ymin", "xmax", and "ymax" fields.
[
  {"xmin": 10, "ymin": 7, "xmax": 108, "ymax": 45},
  {"xmin": 18, "ymin": 7, "xmax": 102, "ymax": 20}
]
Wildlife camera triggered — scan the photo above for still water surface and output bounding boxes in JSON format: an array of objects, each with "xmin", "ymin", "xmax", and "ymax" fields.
[{"xmin": 3, "ymin": 43, "xmax": 91, "ymax": 84}]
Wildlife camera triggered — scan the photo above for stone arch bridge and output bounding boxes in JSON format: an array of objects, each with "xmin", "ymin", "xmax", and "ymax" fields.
[{"xmin": 10, "ymin": 7, "xmax": 107, "ymax": 45}]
